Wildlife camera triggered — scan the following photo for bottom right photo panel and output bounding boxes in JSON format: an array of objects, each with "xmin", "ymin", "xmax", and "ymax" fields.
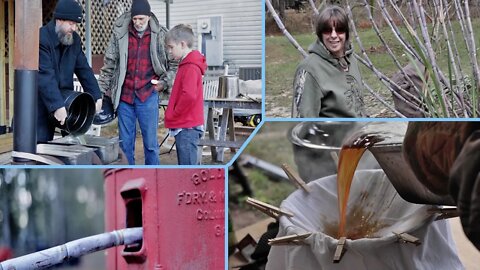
[{"xmin": 228, "ymin": 121, "xmax": 480, "ymax": 270}]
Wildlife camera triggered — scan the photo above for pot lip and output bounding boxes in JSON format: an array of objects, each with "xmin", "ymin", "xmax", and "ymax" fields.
[
  {"xmin": 288, "ymin": 122, "xmax": 355, "ymax": 150},
  {"xmin": 52, "ymin": 91, "xmax": 95, "ymax": 135}
]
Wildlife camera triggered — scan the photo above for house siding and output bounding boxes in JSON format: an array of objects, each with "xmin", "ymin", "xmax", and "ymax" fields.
[{"xmin": 150, "ymin": 0, "xmax": 262, "ymax": 76}]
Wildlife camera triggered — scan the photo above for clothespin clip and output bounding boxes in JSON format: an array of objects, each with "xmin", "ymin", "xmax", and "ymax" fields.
[
  {"xmin": 245, "ymin": 197, "xmax": 294, "ymax": 219},
  {"xmin": 281, "ymin": 164, "xmax": 310, "ymax": 193},
  {"xmin": 393, "ymin": 231, "xmax": 421, "ymax": 246},
  {"xmin": 428, "ymin": 207, "xmax": 459, "ymax": 220},
  {"xmin": 268, "ymin": 232, "xmax": 312, "ymax": 245},
  {"xmin": 333, "ymin": 236, "xmax": 347, "ymax": 263}
]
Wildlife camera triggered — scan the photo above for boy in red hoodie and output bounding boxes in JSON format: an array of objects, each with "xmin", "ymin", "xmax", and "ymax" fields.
[{"xmin": 165, "ymin": 24, "xmax": 207, "ymax": 165}]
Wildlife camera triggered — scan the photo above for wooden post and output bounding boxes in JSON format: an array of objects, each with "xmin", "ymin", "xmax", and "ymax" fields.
[
  {"xmin": 14, "ymin": 0, "xmax": 41, "ymax": 70},
  {"xmin": 8, "ymin": 0, "xmax": 14, "ymax": 126},
  {"xmin": 0, "ymin": 1, "xmax": 6, "ymax": 126}
]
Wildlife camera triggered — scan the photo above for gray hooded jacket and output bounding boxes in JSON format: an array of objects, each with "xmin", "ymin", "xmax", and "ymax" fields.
[{"xmin": 292, "ymin": 40, "xmax": 365, "ymax": 118}]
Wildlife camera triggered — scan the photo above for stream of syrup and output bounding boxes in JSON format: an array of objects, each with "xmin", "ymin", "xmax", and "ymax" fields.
[{"xmin": 336, "ymin": 132, "xmax": 384, "ymax": 238}]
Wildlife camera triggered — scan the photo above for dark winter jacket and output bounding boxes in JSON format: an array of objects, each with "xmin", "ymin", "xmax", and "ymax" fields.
[
  {"xmin": 38, "ymin": 20, "xmax": 102, "ymax": 113},
  {"xmin": 292, "ymin": 40, "xmax": 365, "ymax": 118},
  {"xmin": 165, "ymin": 50, "xmax": 207, "ymax": 129},
  {"xmin": 37, "ymin": 19, "xmax": 102, "ymax": 142}
]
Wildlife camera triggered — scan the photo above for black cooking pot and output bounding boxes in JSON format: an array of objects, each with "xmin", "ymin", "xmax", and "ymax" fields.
[{"xmin": 50, "ymin": 90, "xmax": 95, "ymax": 136}]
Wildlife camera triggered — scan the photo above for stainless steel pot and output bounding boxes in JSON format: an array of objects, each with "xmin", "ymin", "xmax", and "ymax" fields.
[
  {"xmin": 288, "ymin": 122, "xmax": 379, "ymax": 182},
  {"xmin": 217, "ymin": 75, "xmax": 239, "ymax": 99},
  {"xmin": 369, "ymin": 143, "xmax": 455, "ymax": 205}
]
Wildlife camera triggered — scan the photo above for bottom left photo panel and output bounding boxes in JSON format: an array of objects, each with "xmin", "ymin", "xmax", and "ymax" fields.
[{"xmin": 0, "ymin": 168, "xmax": 225, "ymax": 270}]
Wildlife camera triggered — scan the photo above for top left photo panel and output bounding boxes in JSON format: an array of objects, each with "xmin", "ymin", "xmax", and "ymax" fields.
[{"xmin": 0, "ymin": 0, "xmax": 263, "ymax": 166}]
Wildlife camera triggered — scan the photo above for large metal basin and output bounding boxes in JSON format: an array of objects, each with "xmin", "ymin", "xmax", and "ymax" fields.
[
  {"xmin": 50, "ymin": 135, "xmax": 120, "ymax": 164},
  {"xmin": 369, "ymin": 143, "xmax": 455, "ymax": 205},
  {"xmin": 37, "ymin": 144, "xmax": 95, "ymax": 165}
]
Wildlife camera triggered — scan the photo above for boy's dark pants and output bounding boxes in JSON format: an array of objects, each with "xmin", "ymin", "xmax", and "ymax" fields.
[{"xmin": 175, "ymin": 128, "xmax": 203, "ymax": 165}]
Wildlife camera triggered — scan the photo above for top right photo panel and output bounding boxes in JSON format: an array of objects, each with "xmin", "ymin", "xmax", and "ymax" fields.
[{"xmin": 265, "ymin": 0, "xmax": 480, "ymax": 118}]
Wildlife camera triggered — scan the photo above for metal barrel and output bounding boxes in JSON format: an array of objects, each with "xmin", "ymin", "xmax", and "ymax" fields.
[{"xmin": 0, "ymin": 227, "xmax": 143, "ymax": 270}]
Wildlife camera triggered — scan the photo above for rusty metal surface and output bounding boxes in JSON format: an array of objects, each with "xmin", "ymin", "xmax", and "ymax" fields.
[{"xmin": 105, "ymin": 169, "xmax": 225, "ymax": 269}]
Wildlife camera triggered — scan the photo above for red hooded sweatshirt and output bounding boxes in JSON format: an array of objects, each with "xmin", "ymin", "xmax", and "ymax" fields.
[{"xmin": 165, "ymin": 50, "xmax": 207, "ymax": 128}]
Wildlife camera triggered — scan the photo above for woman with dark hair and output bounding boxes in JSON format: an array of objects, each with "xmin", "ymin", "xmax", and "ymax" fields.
[{"xmin": 292, "ymin": 5, "xmax": 365, "ymax": 118}]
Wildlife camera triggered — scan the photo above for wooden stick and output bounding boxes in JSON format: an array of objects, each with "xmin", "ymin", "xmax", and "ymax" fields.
[
  {"xmin": 268, "ymin": 232, "xmax": 312, "ymax": 245},
  {"xmin": 307, "ymin": 0, "xmax": 320, "ymax": 16},
  {"xmin": 281, "ymin": 164, "xmax": 310, "ymax": 193},
  {"xmin": 347, "ymin": 2, "xmax": 426, "ymax": 117},
  {"xmin": 428, "ymin": 207, "xmax": 459, "ymax": 220},
  {"xmin": 265, "ymin": 0, "xmax": 308, "ymax": 58},
  {"xmin": 362, "ymin": 0, "xmax": 425, "ymax": 103},
  {"xmin": 333, "ymin": 236, "xmax": 347, "ymax": 263},
  {"xmin": 393, "ymin": 231, "xmax": 421, "ymax": 246},
  {"xmin": 246, "ymin": 197, "xmax": 294, "ymax": 219}
]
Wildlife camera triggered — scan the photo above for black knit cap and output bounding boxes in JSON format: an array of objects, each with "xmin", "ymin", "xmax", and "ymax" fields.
[
  {"xmin": 131, "ymin": 0, "xmax": 151, "ymax": 17},
  {"xmin": 54, "ymin": 0, "xmax": 83, "ymax": 23}
]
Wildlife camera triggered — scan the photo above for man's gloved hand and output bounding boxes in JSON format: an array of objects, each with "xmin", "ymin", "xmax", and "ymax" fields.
[
  {"xmin": 54, "ymin": 107, "xmax": 68, "ymax": 125},
  {"xmin": 95, "ymin": 98, "xmax": 103, "ymax": 114},
  {"xmin": 93, "ymin": 95, "xmax": 115, "ymax": 125},
  {"xmin": 403, "ymin": 122, "xmax": 480, "ymax": 250}
]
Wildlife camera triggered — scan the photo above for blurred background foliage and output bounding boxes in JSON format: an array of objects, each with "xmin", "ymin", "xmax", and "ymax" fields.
[
  {"xmin": 0, "ymin": 169, "xmax": 105, "ymax": 269},
  {"xmin": 230, "ymin": 122, "xmax": 298, "ymax": 230}
]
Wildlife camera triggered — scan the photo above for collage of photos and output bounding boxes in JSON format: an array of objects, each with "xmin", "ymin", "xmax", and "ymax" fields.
[{"xmin": 0, "ymin": 0, "xmax": 479, "ymax": 269}]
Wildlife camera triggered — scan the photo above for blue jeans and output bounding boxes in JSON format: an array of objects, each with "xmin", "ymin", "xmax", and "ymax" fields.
[
  {"xmin": 118, "ymin": 92, "xmax": 159, "ymax": 165},
  {"xmin": 175, "ymin": 128, "xmax": 203, "ymax": 165}
]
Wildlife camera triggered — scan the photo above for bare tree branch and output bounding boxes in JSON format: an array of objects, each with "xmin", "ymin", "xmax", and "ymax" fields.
[{"xmin": 266, "ymin": 0, "xmax": 308, "ymax": 58}]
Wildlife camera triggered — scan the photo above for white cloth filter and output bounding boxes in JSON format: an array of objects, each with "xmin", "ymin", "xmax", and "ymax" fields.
[{"xmin": 266, "ymin": 169, "xmax": 464, "ymax": 270}]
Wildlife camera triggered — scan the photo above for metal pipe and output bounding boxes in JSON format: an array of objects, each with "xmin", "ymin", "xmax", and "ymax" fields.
[
  {"xmin": 166, "ymin": 0, "xmax": 170, "ymax": 29},
  {"xmin": 0, "ymin": 227, "xmax": 143, "ymax": 270},
  {"xmin": 85, "ymin": 0, "xmax": 92, "ymax": 65},
  {"xmin": 12, "ymin": 0, "xmax": 42, "ymax": 163},
  {"xmin": 13, "ymin": 70, "xmax": 38, "ymax": 161}
]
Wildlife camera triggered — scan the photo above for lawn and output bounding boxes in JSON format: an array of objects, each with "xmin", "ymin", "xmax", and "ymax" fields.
[
  {"xmin": 265, "ymin": 15, "xmax": 480, "ymax": 118},
  {"xmin": 229, "ymin": 122, "xmax": 298, "ymax": 229}
]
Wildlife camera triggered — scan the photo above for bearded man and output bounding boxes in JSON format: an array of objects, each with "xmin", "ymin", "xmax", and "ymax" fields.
[
  {"xmin": 98, "ymin": 0, "xmax": 176, "ymax": 165},
  {"xmin": 37, "ymin": 0, "xmax": 102, "ymax": 142}
]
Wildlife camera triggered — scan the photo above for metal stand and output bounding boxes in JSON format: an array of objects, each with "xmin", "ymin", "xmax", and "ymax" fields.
[
  {"xmin": 199, "ymin": 98, "xmax": 260, "ymax": 163},
  {"xmin": 159, "ymin": 133, "xmax": 176, "ymax": 155}
]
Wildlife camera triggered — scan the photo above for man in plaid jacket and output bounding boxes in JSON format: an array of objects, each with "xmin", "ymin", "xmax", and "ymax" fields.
[{"xmin": 98, "ymin": 0, "xmax": 176, "ymax": 165}]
